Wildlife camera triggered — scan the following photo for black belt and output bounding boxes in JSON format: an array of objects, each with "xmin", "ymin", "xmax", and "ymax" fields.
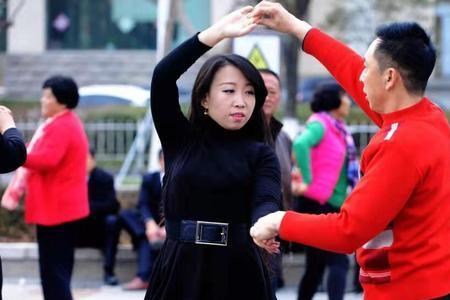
[{"xmin": 166, "ymin": 219, "xmax": 250, "ymax": 247}]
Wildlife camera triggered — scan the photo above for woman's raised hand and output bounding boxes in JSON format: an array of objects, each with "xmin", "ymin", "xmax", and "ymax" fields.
[
  {"xmin": 198, "ymin": 6, "xmax": 257, "ymax": 47},
  {"xmin": 252, "ymin": 1, "xmax": 312, "ymax": 40}
]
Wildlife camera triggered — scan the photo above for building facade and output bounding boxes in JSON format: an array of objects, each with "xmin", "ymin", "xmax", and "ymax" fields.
[{"xmin": 1, "ymin": 0, "xmax": 449, "ymax": 102}]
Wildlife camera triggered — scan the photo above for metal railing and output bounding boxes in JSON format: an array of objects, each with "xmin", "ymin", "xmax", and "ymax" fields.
[
  {"xmin": 16, "ymin": 120, "xmax": 140, "ymax": 163},
  {"xmin": 348, "ymin": 124, "xmax": 379, "ymax": 155},
  {"xmin": 11, "ymin": 119, "xmax": 379, "ymax": 190},
  {"xmin": 16, "ymin": 120, "xmax": 378, "ymax": 160}
]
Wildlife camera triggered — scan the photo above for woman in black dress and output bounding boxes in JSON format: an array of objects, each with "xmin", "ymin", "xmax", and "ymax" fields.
[{"xmin": 145, "ymin": 6, "xmax": 281, "ymax": 300}]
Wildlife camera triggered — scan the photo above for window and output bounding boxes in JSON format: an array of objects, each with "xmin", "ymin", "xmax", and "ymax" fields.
[{"xmin": 47, "ymin": 0, "xmax": 157, "ymax": 49}]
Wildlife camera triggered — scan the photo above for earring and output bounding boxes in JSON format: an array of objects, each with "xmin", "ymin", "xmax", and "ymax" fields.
[{"xmin": 203, "ymin": 108, "xmax": 208, "ymax": 116}]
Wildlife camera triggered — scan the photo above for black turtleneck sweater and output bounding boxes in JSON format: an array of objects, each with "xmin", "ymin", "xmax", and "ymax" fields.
[{"xmin": 146, "ymin": 34, "xmax": 280, "ymax": 300}]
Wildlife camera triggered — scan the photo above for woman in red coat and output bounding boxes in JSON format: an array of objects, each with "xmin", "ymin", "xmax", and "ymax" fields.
[{"xmin": 4, "ymin": 76, "xmax": 89, "ymax": 300}]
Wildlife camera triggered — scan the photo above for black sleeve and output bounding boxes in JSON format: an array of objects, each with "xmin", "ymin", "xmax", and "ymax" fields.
[
  {"xmin": 251, "ymin": 145, "xmax": 282, "ymax": 224},
  {"xmin": 0, "ymin": 128, "xmax": 27, "ymax": 173},
  {"xmin": 89, "ymin": 170, "xmax": 120, "ymax": 215},
  {"xmin": 150, "ymin": 34, "xmax": 211, "ymax": 159}
]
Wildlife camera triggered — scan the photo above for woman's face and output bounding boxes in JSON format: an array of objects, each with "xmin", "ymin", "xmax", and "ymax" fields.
[
  {"xmin": 335, "ymin": 93, "xmax": 351, "ymax": 119},
  {"xmin": 202, "ymin": 65, "xmax": 256, "ymax": 131},
  {"xmin": 40, "ymin": 88, "xmax": 66, "ymax": 118}
]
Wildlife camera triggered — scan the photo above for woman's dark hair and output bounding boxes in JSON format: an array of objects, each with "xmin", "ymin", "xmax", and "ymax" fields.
[
  {"xmin": 310, "ymin": 82, "xmax": 345, "ymax": 113},
  {"xmin": 89, "ymin": 147, "xmax": 96, "ymax": 158},
  {"xmin": 188, "ymin": 54, "xmax": 270, "ymax": 143},
  {"xmin": 374, "ymin": 22, "xmax": 436, "ymax": 95},
  {"xmin": 42, "ymin": 75, "xmax": 79, "ymax": 109}
]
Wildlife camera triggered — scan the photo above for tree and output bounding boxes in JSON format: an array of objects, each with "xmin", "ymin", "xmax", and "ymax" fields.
[
  {"xmin": 0, "ymin": 0, "xmax": 26, "ymax": 31},
  {"xmin": 321, "ymin": 0, "xmax": 434, "ymax": 54}
]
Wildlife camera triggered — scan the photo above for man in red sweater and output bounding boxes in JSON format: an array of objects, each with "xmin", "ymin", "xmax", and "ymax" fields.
[{"xmin": 250, "ymin": 2, "xmax": 450, "ymax": 299}]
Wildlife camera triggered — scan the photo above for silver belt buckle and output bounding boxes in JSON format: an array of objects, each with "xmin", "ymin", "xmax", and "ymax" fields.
[{"xmin": 195, "ymin": 221, "xmax": 228, "ymax": 246}]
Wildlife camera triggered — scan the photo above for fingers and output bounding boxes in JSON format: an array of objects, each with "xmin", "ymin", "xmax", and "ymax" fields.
[
  {"xmin": 252, "ymin": 237, "xmax": 266, "ymax": 249},
  {"xmin": 0, "ymin": 106, "xmax": 12, "ymax": 114},
  {"xmin": 250, "ymin": 223, "xmax": 268, "ymax": 240},
  {"xmin": 250, "ymin": 225, "xmax": 274, "ymax": 243},
  {"xmin": 252, "ymin": 1, "xmax": 278, "ymax": 18},
  {"xmin": 1, "ymin": 199, "xmax": 18, "ymax": 210},
  {"xmin": 252, "ymin": 237, "xmax": 281, "ymax": 254},
  {"xmin": 240, "ymin": 22, "xmax": 258, "ymax": 36},
  {"xmin": 249, "ymin": 225, "xmax": 258, "ymax": 239},
  {"xmin": 239, "ymin": 5, "xmax": 254, "ymax": 15}
]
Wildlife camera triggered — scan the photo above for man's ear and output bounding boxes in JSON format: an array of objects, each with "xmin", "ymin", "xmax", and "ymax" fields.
[{"xmin": 385, "ymin": 68, "xmax": 398, "ymax": 90}]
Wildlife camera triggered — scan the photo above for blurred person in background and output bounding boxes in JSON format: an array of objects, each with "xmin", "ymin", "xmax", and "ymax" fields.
[
  {"xmin": 2, "ymin": 76, "xmax": 89, "ymax": 300},
  {"xmin": 291, "ymin": 82, "xmax": 357, "ymax": 300},
  {"xmin": 0, "ymin": 105, "xmax": 27, "ymax": 300},
  {"xmin": 250, "ymin": 2, "xmax": 450, "ymax": 299},
  {"xmin": 259, "ymin": 68, "xmax": 293, "ymax": 291},
  {"xmin": 73, "ymin": 148, "xmax": 121, "ymax": 286},
  {"xmin": 118, "ymin": 149, "xmax": 165, "ymax": 291}
]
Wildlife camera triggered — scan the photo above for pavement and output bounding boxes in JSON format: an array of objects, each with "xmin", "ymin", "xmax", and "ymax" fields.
[
  {"xmin": 0, "ymin": 243, "xmax": 364, "ymax": 300},
  {"xmin": 2, "ymin": 279, "xmax": 364, "ymax": 300}
]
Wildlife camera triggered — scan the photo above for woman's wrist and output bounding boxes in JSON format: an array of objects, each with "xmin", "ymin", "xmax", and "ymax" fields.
[{"xmin": 198, "ymin": 26, "xmax": 224, "ymax": 47}]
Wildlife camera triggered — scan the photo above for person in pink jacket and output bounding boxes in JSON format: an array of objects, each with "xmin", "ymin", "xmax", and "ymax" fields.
[
  {"xmin": 3, "ymin": 76, "xmax": 89, "ymax": 300},
  {"xmin": 292, "ymin": 82, "xmax": 356, "ymax": 300}
]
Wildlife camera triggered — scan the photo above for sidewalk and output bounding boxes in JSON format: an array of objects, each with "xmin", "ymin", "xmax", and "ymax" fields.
[
  {"xmin": 0, "ymin": 243, "xmax": 363, "ymax": 300},
  {"xmin": 3, "ymin": 280, "xmax": 364, "ymax": 300}
]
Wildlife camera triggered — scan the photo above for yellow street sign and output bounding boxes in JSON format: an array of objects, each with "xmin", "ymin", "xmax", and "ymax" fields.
[
  {"xmin": 248, "ymin": 45, "xmax": 269, "ymax": 69},
  {"xmin": 233, "ymin": 34, "xmax": 280, "ymax": 74}
]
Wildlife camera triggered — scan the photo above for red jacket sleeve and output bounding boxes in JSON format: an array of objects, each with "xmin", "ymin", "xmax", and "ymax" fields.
[
  {"xmin": 24, "ymin": 123, "xmax": 69, "ymax": 171},
  {"xmin": 303, "ymin": 29, "xmax": 383, "ymax": 127},
  {"xmin": 279, "ymin": 139, "xmax": 420, "ymax": 253}
]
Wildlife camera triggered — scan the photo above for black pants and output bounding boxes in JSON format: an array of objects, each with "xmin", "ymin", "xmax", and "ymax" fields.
[
  {"xmin": 294, "ymin": 197, "xmax": 349, "ymax": 300},
  {"xmin": 119, "ymin": 209, "xmax": 159, "ymax": 281},
  {"xmin": 298, "ymin": 246, "xmax": 349, "ymax": 300},
  {"xmin": 37, "ymin": 221, "xmax": 77, "ymax": 300},
  {"xmin": 103, "ymin": 215, "xmax": 120, "ymax": 276},
  {"xmin": 73, "ymin": 214, "xmax": 120, "ymax": 276}
]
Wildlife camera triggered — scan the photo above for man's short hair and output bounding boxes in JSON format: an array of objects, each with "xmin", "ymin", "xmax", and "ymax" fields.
[
  {"xmin": 374, "ymin": 22, "xmax": 436, "ymax": 95},
  {"xmin": 42, "ymin": 75, "xmax": 79, "ymax": 109},
  {"xmin": 258, "ymin": 69, "xmax": 281, "ymax": 86}
]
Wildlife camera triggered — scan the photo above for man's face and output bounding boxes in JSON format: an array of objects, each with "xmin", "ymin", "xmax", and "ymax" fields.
[
  {"xmin": 359, "ymin": 39, "xmax": 387, "ymax": 113},
  {"xmin": 261, "ymin": 72, "xmax": 281, "ymax": 118}
]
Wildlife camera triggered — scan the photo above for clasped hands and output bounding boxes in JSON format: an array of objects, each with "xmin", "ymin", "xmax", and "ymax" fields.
[
  {"xmin": 198, "ymin": 1, "xmax": 311, "ymax": 47},
  {"xmin": 250, "ymin": 211, "xmax": 286, "ymax": 254},
  {"xmin": 145, "ymin": 219, "xmax": 166, "ymax": 243}
]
